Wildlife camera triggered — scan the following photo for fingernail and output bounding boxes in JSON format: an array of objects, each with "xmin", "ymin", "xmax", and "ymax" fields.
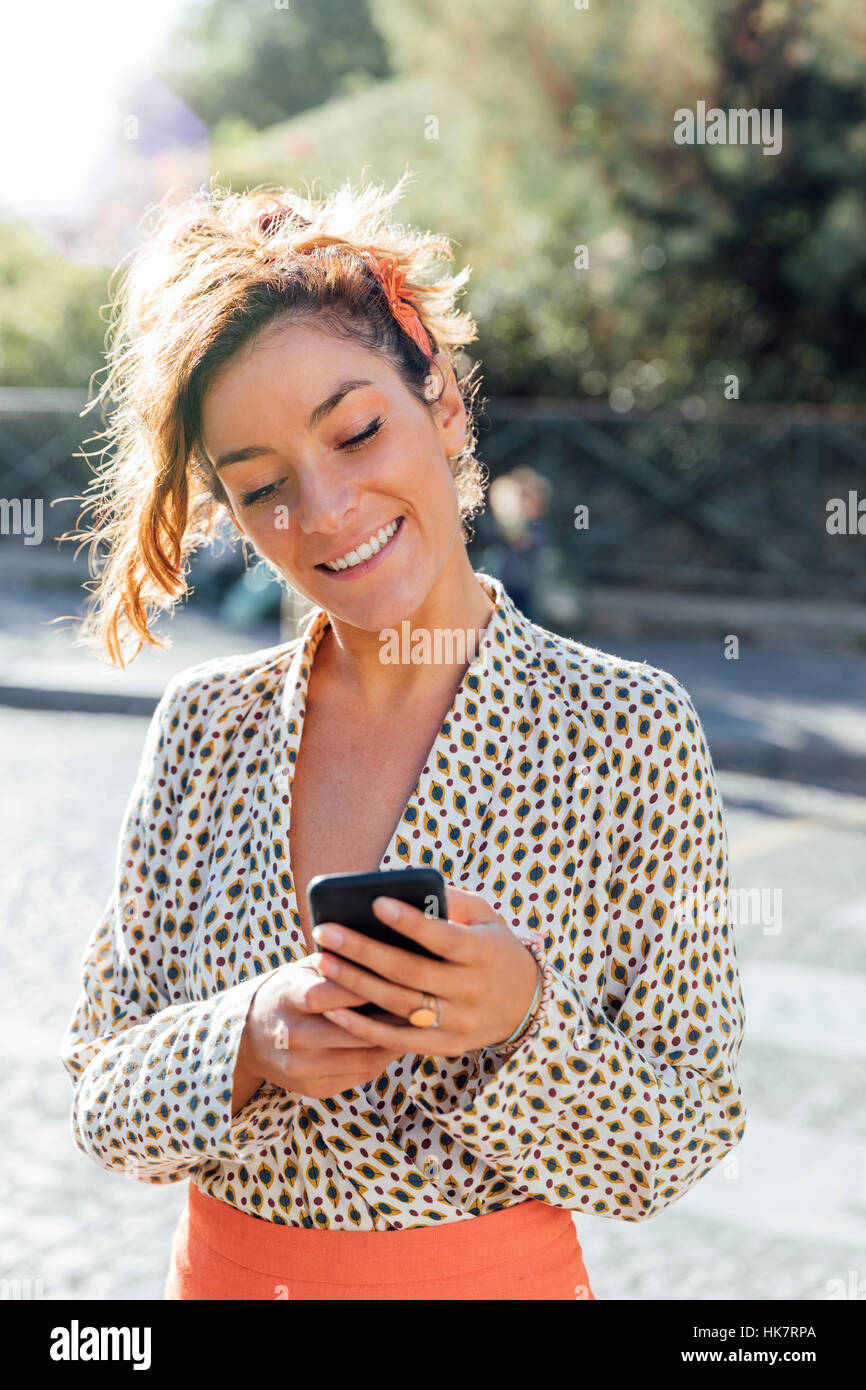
[
  {"xmin": 373, "ymin": 896, "xmax": 399, "ymax": 922},
  {"xmin": 313, "ymin": 925, "xmax": 343, "ymax": 948}
]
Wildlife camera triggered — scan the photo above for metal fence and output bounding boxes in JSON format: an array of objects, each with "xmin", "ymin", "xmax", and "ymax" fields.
[
  {"xmin": 472, "ymin": 400, "xmax": 866, "ymax": 600},
  {"xmin": 1, "ymin": 388, "xmax": 864, "ymax": 598}
]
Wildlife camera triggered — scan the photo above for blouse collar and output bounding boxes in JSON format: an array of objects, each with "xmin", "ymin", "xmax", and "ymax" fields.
[
  {"xmin": 279, "ymin": 570, "xmax": 542, "ymax": 733},
  {"xmin": 274, "ymin": 572, "xmax": 544, "ymax": 886}
]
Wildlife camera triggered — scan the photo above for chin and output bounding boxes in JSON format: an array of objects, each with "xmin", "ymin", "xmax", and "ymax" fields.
[{"xmin": 330, "ymin": 574, "xmax": 436, "ymax": 633}]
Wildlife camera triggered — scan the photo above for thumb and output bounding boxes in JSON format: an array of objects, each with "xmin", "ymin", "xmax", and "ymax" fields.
[{"xmin": 444, "ymin": 885, "xmax": 504, "ymax": 927}]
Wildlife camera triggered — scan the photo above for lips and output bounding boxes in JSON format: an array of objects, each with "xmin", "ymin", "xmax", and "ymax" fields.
[{"xmin": 316, "ymin": 516, "xmax": 404, "ymax": 572}]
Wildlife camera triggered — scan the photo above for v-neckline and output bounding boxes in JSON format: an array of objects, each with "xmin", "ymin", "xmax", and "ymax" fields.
[{"xmin": 268, "ymin": 573, "xmax": 528, "ymax": 960}]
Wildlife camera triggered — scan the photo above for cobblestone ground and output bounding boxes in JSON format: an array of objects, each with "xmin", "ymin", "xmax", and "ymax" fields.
[{"xmin": 1, "ymin": 709, "xmax": 864, "ymax": 1301}]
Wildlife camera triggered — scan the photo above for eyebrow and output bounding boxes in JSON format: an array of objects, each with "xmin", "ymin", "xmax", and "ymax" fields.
[{"xmin": 214, "ymin": 378, "xmax": 375, "ymax": 471}]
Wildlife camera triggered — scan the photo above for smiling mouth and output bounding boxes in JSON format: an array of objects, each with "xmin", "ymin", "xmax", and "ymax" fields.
[{"xmin": 315, "ymin": 516, "xmax": 404, "ymax": 573}]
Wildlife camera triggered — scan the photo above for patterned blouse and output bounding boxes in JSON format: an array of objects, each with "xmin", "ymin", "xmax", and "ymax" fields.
[{"xmin": 61, "ymin": 572, "xmax": 747, "ymax": 1230}]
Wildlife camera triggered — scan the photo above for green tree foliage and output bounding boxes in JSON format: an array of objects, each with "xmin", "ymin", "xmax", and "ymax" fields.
[
  {"xmin": 588, "ymin": 0, "xmax": 866, "ymax": 403},
  {"xmin": 158, "ymin": 0, "xmax": 391, "ymax": 139},
  {"xmin": 361, "ymin": 0, "xmax": 865, "ymax": 403}
]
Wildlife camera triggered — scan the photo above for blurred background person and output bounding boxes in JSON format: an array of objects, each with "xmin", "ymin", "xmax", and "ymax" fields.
[{"xmin": 480, "ymin": 466, "xmax": 554, "ymax": 621}]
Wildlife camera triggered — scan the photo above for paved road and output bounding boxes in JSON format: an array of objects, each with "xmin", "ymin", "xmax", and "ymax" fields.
[{"xmin": 1, "ymin": 708, "xmax": 865, "ymax": 1301}]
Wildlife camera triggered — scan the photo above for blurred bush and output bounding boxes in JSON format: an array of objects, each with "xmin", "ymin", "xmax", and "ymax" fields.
[{"xmin": 0, "ymin": 224, "xmax": 108, "ymax": 386}]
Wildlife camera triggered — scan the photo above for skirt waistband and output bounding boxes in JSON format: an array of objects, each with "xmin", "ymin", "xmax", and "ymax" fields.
[{"xmin": 186, "ymin": 1180, "xmax": 578, "ymax": 1281}]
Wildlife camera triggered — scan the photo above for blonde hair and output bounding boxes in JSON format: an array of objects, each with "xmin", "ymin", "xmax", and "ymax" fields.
[{"xmin": 69, "ymin": 171, "xmax": 485, "ymax": 666}]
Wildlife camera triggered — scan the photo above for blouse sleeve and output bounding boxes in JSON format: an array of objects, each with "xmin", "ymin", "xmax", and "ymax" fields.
[
  {"xmin": 59, "ymin": 674, "xmax": 298, "ymax": 1183},
  {"xmin": 404, "ymin": 678, "xmax": 747, "ymax": 1221}
]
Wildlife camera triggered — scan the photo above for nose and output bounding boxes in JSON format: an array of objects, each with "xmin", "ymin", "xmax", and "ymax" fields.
[{"xmin": 294, "ymin": 465, "xmax": 359, "ymax": 538}]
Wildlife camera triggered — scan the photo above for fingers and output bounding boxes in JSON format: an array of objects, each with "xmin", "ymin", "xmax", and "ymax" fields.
[
  {"xmin": 314, "ymin": 952, "xmax": 442, "ymax": 1020},
  {"xmin": 309, "ymin": 918, "xmax": 465, "ymax": 995},
  {"xmin": 314, "ymin": 1045, "xmax": 397, "ymax": 1077},
  {"xmin": 314, "ymin": 921, "xmax": 453, "ymax": 990},
  {"xmin": 359, "ymin": 1009, "xmax": 414, "ymax": 1029},
  {"xmin": 290, "ymin": 1012, "xmax": 414, "ymax": 1054},
  {"xmin": 295, "ymin": 1047, "xmax": 401, "ymax": 1099},
  {"xmin": 371, "ymin": 896, "xmax": 476, "ymax": 963},
  {"xmin": 300, "ymin": 956, "xmax": 380, "ymax": 1012},
  {"xmin": 294, "ymin": 1013, "xmax": 388, "ymax": 1049},
  {"xmin": 321, "ymin": 1001, "xmax": 456, "ymax": 1055}
]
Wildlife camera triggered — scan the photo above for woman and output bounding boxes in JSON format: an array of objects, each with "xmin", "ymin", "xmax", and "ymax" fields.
[{"xmin": 61, "ymin": 175, "xmax": 746, "ymax": 1300}]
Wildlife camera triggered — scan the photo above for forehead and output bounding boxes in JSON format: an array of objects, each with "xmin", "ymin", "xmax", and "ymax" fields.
[
  {"xmin": 208, "ymin": 318, "xmax": 374, "ymax": 398},
  {"xmin": 200, "ymin": 319, "xmax": 388, "ymax": 440}
]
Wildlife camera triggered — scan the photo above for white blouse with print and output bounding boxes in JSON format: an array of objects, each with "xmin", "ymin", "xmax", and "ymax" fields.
[{"xmin": 61, "ymin": 573, "xmax": 746, "ymax": 1230}]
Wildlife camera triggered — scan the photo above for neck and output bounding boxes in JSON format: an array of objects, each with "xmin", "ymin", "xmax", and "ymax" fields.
[{"xmin": 314, "ymin": 545, "xmax": 495, "ymax": 711}]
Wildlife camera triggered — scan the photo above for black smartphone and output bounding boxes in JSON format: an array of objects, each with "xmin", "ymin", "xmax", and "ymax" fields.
[{"xmin": 306, "ymin": 867, "xmax": 448, "ymax": 1016}]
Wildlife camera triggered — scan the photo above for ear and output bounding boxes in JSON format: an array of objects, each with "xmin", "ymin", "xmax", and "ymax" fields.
[{"xmin": 428, "ymin": 352, "xmax": 467, "ymax": 460}]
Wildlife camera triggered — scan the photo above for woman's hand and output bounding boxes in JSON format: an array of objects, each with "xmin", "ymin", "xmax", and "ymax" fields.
[
  {"xmin": 232, "ymin": 955, "xmax": 411, "ymax": 1109},
  {"xmin": 313, "ymin": 886, "xmax": 541, "ymax": 1058}
]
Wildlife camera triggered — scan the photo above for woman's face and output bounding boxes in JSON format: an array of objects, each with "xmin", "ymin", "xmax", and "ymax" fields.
[{"xmin": 200, "ymin": 318, "xmax": 468, "ymax": 631}]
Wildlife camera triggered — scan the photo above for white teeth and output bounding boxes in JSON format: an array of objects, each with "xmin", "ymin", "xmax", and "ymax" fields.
[{"xmin": 323, "ymin": 518, "xmax": 400, "ymax": 571}]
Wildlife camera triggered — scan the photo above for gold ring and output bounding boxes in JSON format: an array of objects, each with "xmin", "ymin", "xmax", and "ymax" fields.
[{"xmin": 408, "ymin": 992, "xmax": 440, "ymax": 1028}]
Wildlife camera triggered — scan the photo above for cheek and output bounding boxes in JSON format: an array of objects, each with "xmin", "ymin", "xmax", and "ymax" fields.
[
  {"xmin": 224, "ymin": 498, "xmax": 255, "ymax": 534},
  {"xmin": 233, "ymin": 505, "xmax": 285, "ymax": 556},
  {"xmin": 415, "ymin": 452, "xmax": 460, "ymax": 518}
]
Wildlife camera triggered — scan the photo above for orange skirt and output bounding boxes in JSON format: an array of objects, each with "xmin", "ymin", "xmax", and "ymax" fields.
[{"xmin": 165, "ymin": 1181, "xmax": 596, "ymax": 1301}]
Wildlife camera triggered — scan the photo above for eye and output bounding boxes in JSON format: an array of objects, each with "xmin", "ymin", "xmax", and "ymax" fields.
[
  {"xmin": 238, "ymin": 416, "xmax": 384, "ymax": 506},
  {"xmin": 240, "ymin": 480, "xmax": 282, "ymax": 507},
  {"xmin": 339, "ymin": 416, "xmax": 385, "ymax": 452}
]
